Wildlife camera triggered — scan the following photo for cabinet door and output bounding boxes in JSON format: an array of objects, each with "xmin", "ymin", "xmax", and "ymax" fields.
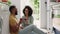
[
  {"xmin": 50, "ymin": 0, "xmax": 56, "ymax": 2},
  {"xmin": 57, "ymin": 0, "xmax": 60, "ymax": 2},
  {"xmin": 0, "ymin": 17, "xmax": 3, "ymax": 34}
]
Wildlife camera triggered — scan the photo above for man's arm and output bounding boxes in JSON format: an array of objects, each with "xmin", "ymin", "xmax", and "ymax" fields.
[{"xmin": 18, "ymin": 18, "xmax": 23, "ymax": 29}]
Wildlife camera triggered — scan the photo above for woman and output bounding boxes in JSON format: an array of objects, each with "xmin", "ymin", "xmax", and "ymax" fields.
[{"xmin": 21, "ymin": 6, "xmax": 34, "ymax": 28}]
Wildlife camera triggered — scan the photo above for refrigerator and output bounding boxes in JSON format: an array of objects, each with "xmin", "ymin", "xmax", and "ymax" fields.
[{"xmin": 0, "ymin": 3, "xmax": 10, "ymax": 34}]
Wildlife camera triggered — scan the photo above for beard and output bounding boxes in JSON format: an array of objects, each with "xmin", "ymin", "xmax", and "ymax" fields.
[{"xmin": 15, "ymin": 11, "xmax": 18, "ymax": 15}]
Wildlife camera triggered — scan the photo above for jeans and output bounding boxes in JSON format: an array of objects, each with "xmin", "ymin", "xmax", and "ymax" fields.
[
  {"xmin": 53, "ymin": 27, "xmax": 60, "ymax": 34},
  {"xmin": 18, "ymin": 24, "xmax": 46, "ymax": 34}
]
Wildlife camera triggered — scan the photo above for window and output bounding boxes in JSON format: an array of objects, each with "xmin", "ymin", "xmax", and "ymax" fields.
[{"xmin": 30, "ymin": 0, "xmax": 40, "ymax": 28}]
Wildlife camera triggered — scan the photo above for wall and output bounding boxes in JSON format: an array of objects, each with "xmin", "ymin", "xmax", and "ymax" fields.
[{"xmin": 40, "ymin": 0, "xmax": 47, "ymax": 29}]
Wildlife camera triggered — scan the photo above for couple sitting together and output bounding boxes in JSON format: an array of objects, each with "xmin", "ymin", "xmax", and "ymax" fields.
[{"xmin": 9, "ymin": 5, "xmax": 42, "ymax": 34}]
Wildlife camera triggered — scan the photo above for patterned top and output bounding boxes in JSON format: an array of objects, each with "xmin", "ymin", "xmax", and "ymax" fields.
[{"xmin": 21, "ymin": 16, "xmax": 34, "ymax": 28}]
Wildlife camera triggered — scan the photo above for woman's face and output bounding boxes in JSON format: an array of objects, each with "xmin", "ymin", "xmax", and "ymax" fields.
[{"xmin": 25, "ymin": 8, "xmax": 29, "ymax": 16}]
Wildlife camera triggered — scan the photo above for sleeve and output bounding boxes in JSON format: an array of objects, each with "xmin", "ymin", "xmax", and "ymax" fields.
[
  {"xmin": 9, "ymin": 17, "xmax": 19, "ymax": 32},
  {"xmin": 30, "ymin": 16, "xmax": 34, "ymax": 24},
  {"xmin": 9, "ymin": 17, "xmax": 17, "ymax": 26}
]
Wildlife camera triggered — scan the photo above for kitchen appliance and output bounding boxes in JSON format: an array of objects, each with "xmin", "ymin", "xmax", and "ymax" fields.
[{"xmin": 0, "ymin": 2, "xmax": 10, "ymax": 34}]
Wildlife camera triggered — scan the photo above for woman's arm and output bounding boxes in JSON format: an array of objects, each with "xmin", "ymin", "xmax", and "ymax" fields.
[{"xmin": 30, "ymin": 16, "xmax": 34, "ymax": 24}]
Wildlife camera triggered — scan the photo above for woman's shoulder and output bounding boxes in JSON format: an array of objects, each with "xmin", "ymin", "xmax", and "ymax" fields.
[
  {"xmin": 29, "ymin": 16, "xmax": 34, "ymax": 19},
  {"xmin": 30, "ymin": 16, "xmax": 33, "ymax": 18}
]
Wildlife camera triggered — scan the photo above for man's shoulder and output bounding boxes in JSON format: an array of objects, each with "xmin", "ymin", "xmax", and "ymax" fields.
[
  {"xmin": 9, "ymin": 15, "xmax": 15, "ymax": 21},
  {"xmin": 9, "ymin": 15, "xmax": 13, "ymax": 19}
]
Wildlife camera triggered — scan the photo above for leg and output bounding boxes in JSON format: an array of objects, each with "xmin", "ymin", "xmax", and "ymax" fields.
[
  {"xmin": 18, "ymin": 24, "xmax": 34, "ymax": 34},
  {"xmin": 32, "ymin": 25, "xmax": 46, "ymax": 34},
  {"xmin": 19, "ymin": 24, "xmax": 46, "ymax": 34}
]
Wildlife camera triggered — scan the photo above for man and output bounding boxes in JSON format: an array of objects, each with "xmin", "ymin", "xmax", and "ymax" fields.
[{"xmin": 9, "ymin": 6, "xmax": 20, "ymax": 34}]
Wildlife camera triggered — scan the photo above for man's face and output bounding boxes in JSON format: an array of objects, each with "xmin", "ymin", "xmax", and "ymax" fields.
[{"xmin": 12, "ymin": 8, "xmax": 18, "ymax": 15}]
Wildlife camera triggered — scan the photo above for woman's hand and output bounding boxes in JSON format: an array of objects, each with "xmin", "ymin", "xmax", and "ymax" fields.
[{"xmin": 20, "ymin": 26, "xmax": 23, "ymax": 29}]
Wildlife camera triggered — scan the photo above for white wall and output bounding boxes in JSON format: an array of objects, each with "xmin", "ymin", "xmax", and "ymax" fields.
[
  {"xmin": 47, "ymin": 0, "xmax": 53, "ymax": 34},
  {"xmin": 40, "ymin": 0, "xmax": 47, "ymax": 29}
]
